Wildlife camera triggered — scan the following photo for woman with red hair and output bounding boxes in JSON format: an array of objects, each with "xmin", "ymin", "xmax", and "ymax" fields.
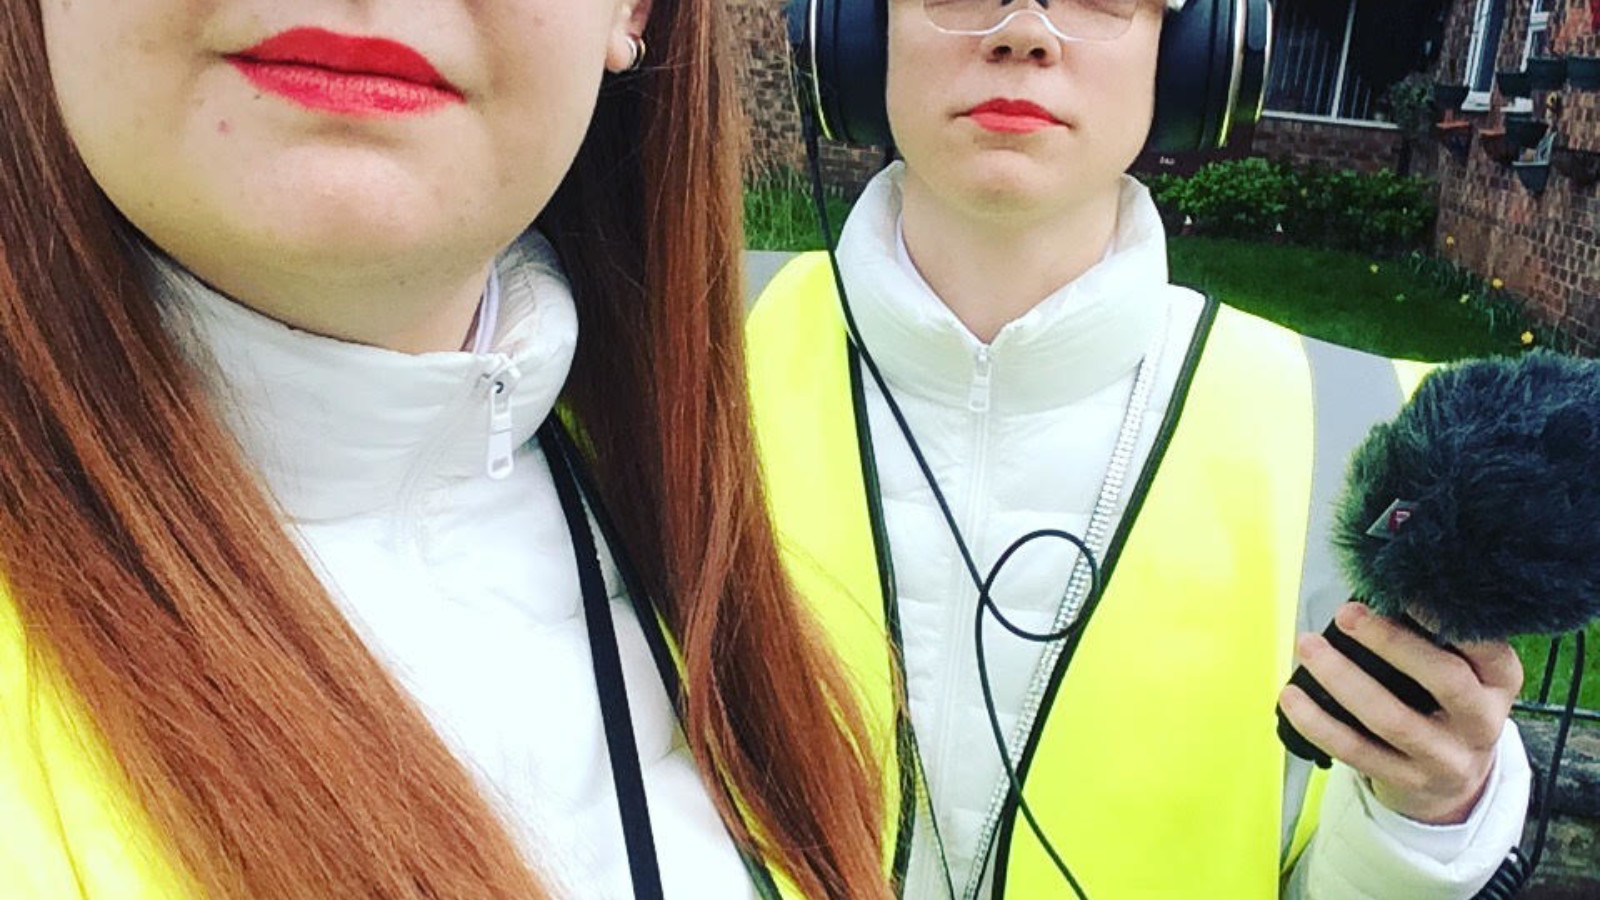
[{"xmin": 0, "ymin": 2, "xmax": 890, "ymax": 898}]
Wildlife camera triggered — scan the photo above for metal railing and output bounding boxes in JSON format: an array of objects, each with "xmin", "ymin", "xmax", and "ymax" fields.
[{"xmin": 1513, "ymin": 633, "xmax": 1596, "ymax": 723}]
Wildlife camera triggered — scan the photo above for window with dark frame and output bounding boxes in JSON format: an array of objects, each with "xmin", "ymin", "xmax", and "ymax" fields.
[{"xmin": 1264, "ymin": 0, "xmax": 1433, "ymax": 125}]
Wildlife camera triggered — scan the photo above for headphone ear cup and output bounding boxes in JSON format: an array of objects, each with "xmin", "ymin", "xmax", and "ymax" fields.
[
  {"xmin": 1148, "ymin": 0, "xmax": 1271, "ymax": 154},
  {"xmin": 787, "ymin": 0, "xmax": 892, "ymax": 147}
]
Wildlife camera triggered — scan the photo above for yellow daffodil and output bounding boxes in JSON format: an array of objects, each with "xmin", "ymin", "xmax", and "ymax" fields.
[
  {"xmin": 1492, "ymin": 277, "xmax": 1505, "ymax": 290},
  {"xmin": 1521, "ymin": 331, "xmax": 1536, "ymax": 346}
]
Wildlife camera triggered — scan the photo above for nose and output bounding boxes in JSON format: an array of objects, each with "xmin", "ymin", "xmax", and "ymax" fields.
[{"xmin": 979, "ymin": 9, "xmax": 1063, "ymax": 65}]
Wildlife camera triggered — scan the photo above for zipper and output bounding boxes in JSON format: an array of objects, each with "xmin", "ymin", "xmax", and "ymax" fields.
[
  {"xmin": 385, "ymin": 351, "xmax": 523, "ymax": 564},
  {"xmin": 955, "ymin": 365, "xmax": 995, "ymax": 900},
  {"xmin": 968, "ymin": 346, "xmax": 993, "ymax": 413},
  {"xmin": 484, "ymin": 355, "xmax": 523, "ymax": 480},
  {"xmin": 913, "ymin": 340, "xmax": 997, "ymax": 900},
  {"xmin": 975, "ymin": 326, "xmax": 1172, "ymax": 898}
]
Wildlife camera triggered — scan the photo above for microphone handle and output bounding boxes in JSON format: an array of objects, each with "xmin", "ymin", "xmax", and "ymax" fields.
[{"xmin": 1277, "ymin": 609, "xmax": 1445, "ymax": 768}]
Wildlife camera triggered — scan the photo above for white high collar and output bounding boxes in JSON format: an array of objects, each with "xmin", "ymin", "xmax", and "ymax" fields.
[
  {"xmin": 149, "ymin": 230, "xmax": 579, "ymax": 522},
  {"xmin": 837, "ymin": 163, "xmax": 1171, "ymax": 414}
]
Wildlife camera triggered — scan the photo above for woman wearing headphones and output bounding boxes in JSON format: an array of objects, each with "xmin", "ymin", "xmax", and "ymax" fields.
[
  {"xmin": 0, "ymin": 2, "xmax": 891, "ymax": 899},
  {"xmin": 750, "ymin": 1, "xmax": 1531, "ymax": 897}
]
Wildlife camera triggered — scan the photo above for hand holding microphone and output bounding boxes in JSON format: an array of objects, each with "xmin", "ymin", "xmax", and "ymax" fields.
[
  {"xmin": 1276, "ymin": 350, "xmax": 1600, "ymax": 823},
  {"xmin": 1280, "ymin": 600, "xmax": 1524, "ymax": 823}
]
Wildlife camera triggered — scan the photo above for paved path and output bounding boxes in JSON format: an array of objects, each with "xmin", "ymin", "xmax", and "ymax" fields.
[{"xmin": 745, "ymin": 250, "xmax": 798, "ymax": 307}]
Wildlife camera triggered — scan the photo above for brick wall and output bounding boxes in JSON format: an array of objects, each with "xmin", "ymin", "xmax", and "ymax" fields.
[
  {"xmin": 728, "ymin": 0, "xmax": 800, "ymax": 176},
  {"xmin": 727, "ymin": 0, "xmax": 883, "ymax": 194},
  {"xmin": 1252, "ymin": 115, "xmax": 1416, "ymax": 174},
  {"xmin": 1428, "ymin": 0, "xmax": 1600, "ymax": 354}
]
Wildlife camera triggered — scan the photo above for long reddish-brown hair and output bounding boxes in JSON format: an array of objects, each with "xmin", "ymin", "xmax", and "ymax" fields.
[{"xmin": 0, "ymin": 2, "xmax": 889, "ymax": 899}]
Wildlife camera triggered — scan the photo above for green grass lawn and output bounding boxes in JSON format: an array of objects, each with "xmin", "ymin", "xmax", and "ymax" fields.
[
  {"xmin": 747, "ymin": 192, "xmax": 1599, "ymax": 712},
  {"xmin": 1167, "ymin": 236, "xmax": 1539, "ymax": 362},
  {"xmin": 744, "ymin": 177, "xmax": 850, "ymax": 252}
]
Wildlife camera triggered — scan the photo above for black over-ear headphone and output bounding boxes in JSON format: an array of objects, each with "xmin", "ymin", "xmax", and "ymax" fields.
[{"xmin": 788, "ymin": 0, "xmax": 1272, "ymax": 154}]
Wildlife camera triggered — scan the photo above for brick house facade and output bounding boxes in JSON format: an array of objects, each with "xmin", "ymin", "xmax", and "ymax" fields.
[
  {"xmin": 1216, "ymin": 0, "xmax": 1598, "ymax": 352},
  {"xmin": 1428, "ymin": 0, "xmax": 1599, "ymax": 352},
  {"xmin": 1246, "ymin": 2, "xmax": 1448, "ymax": 175}
]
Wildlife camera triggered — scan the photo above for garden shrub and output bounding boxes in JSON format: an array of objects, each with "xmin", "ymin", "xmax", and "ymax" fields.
[{"xmin": 1143, "ymin": 158, "xmax": 1436, "ymax": 254}]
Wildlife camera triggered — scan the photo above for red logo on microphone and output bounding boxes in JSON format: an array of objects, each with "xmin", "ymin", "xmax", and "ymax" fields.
[{"xmin": 1366, "ymin": 499, "xmax": 1419, "ymax": 541}]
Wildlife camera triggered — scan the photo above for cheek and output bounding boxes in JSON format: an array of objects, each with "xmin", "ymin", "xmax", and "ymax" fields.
[
  {"xmin": 43, "ymin": 2, "xmax": 206, "ymax": 208},
  {"xmin": 477, "ymin": 24, "xmax": 612, "ymax": 202},
  {"xmin": 884, "ymin": 32, "xmax": 947, "ymax": 157},
  {"xmin": 1074, "ymin": 46, "xmax": 1160, "ymax": 155}
]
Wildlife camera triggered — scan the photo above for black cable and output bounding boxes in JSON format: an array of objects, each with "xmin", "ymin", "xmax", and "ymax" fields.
[
  {"xmin": 1535, "ymin": 635, "xmax": 1562, "ymax": 704},
  {"xmin": 800, "ymin": 102, "xmax": 1093, "ymax": 900},
  {"xmin": 795, "ymin": 60, "xmax": 1587, "ymax": 900},
  {"xmin": 910, "ymin": 728, "xmax": 961, "ymax": 900},
  {"xmin": 541, "ymin": 420, "xmax": 786, "ymax": 899},
  {"xmin": 974, "ymin": 530, "xmax": 1101, "ymax": 900},
  {"xmin": 538, "ymin": 420, "xmax": 666, "ymax": 900}
]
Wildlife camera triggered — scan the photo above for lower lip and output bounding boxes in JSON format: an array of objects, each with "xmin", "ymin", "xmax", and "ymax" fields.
[
  {"xmin": 228, "ymin": 59, "xmax": 462, "ymax": 117},
  {"xmin": 968, "ymin": 111, "xmax": 1058, "ymax": 134}
]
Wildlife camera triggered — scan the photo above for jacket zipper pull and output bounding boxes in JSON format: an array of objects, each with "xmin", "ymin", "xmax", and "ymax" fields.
[
  {"xmin": 968, "ymin": 346, "xmax": 993, "ymax": 413},
  {"xmin": 485, "ymin": 360, "xmax": 522, "ymax": 480}
]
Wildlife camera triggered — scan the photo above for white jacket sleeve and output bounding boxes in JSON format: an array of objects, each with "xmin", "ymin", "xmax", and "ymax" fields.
[{"xmin": 1284, "ymin": 720, "xmax": 1531, "ymax": 900}]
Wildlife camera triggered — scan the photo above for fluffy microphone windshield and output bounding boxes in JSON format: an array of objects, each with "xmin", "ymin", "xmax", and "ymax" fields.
[{"xmin": 1331, "ymin": 350, "xmax": 1600, "ymax": 643}]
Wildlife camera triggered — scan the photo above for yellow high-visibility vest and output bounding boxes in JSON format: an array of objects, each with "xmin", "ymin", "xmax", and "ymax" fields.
[
  {"xmin": 746, "ymin": 252, "xmax": 1430, "ymax": 898},
  {"xmin": 0, "ymin": 588, "xmax": 202, "ymax": 898},
  {"xmin": 0, "ymin": 571, "xmax": 820, "ymax": 900}
]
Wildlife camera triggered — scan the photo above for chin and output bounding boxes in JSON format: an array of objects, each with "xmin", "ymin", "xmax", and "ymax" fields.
[
  {"xmin": 229, "ymin": 165, "xmax": 488, "ymax": 261},
  {"xmin": 930, "ymin": 139, "xmax": 1131, "ymax": 222},
  {"xmin": 940, "ymin": 152, "xmax": 1065, "ymax": 218},
  {"xmin": 136, "ymin": 201, "xmax": 473, "ymax": 298},
  {"xmin": 240, "ymin": 208, "xmax": 441, "ymax": 266}
]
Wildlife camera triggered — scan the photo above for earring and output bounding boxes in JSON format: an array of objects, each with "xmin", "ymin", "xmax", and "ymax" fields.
[{"xmin": 625, "ymin": 35, "xmax": 647, "ymax": 72}]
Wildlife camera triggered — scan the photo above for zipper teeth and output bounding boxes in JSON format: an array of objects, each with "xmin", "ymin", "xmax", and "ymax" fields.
[
  {"xmin": 963, "ymin": 323, "xmax": 1169, "ymax": 900},
  {"xmin": 917, "ymin": 342, "xmax": 994, "ymax": 900},
  {"xmin": 952, "ymin": 365, "xmax": 993, "ymax": 899}
]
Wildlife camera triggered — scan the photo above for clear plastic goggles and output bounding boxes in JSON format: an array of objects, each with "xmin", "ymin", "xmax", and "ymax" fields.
[{"xmin": 921, "ymin": 0, "xmax": 1143, "ymax": 43}]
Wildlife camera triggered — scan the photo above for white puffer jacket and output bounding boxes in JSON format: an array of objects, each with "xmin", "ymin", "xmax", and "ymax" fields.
[
  {"xmin": 837, "ymin": 163, "xmax": 1530, "ymax": 900},
  {"xmin": 152, "ymin": 232, "xmax": 754, "ymax": 900}
]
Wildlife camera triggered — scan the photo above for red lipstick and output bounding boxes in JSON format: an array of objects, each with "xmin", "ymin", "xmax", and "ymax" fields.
[
  {"xmin": 966, "ymin": 98, "xmax": 1063, "ymax": 134},
  {"xmin": 227, "ymin": 27, "xmax": 462, "ymax": 117}
]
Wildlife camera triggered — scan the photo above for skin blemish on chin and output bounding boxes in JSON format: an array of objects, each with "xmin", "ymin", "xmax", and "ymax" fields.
[{"xmin": 217, "ymin": 120, "xmax": 232, "ymax": 135}]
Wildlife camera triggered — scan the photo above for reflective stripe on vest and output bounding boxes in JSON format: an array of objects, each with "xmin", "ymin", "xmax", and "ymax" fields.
[{"xmin": 747, "ymin": 252, "xmax": 1421, "ymax": 899}]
